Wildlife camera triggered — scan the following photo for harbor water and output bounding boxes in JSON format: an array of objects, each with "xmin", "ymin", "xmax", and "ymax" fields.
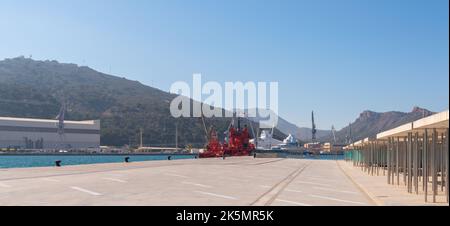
[{"xmin": 0, "ymin": 154, "xmax": 196, "ymax": 169}]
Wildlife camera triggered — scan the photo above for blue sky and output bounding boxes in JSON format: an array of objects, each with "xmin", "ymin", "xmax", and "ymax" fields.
[{"xmin": 1, "ymin": 0, "xmax": 448, "ymax": 129}]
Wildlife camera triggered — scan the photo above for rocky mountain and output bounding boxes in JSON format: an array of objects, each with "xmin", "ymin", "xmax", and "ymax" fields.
[
  {"xmin": 0, "ymin": 57, "xmax": 436, "ymax": 147},
  {"xmin": 0, "ymin": 57, "xmax": 286, "ymax": 147},
  {"xmin": 322, "ymin": 107, "xmax": 435, "ymax": 144}
]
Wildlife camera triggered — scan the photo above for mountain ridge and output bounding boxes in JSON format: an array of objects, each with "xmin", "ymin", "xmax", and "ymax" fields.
[
  {"xmin": 0, "ymin": 57, "xmax": 290, "ymax": 147},
  {"xmin": 321, "ymin": 107, "xmax": 435, "ymax": 143},
  {"xmin": 0, "ymin": 56, "xmax": 437, "ymax": 147}
]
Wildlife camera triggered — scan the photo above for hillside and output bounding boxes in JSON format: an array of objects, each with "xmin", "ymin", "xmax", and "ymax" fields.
[
  {"xmin": 1, "ymin": 57, "xmax": 436, "ymax": 147},
  {"xmin": 0, "ymin": 57, "xmax": 286, "ymax": 147}
]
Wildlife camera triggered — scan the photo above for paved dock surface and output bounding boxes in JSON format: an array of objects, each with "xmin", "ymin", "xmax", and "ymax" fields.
[
  {"xmin": 0, "ymin": 157, "xmax": 429, "ymax": 206},
  {"xmin": 338, "ymin": 161, "xmax": 448, "ymax": 206}
]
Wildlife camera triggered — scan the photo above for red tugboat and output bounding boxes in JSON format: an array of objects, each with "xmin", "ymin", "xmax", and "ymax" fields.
[
  {"xmin": 199, "ymin": 117, "xmax": 255, "ymax": 158},
  {"xmin": 199, "ymin": 127, "xmax": 224, "ymax": 158}
]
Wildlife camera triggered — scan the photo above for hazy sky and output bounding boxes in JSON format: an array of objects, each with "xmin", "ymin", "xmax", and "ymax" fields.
[{"xmin": 1, "ymin": 0, "xmax": 448, "ymax": 129}]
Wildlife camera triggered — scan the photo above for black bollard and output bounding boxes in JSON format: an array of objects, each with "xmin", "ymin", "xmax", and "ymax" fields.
[
  {"xmin": 124, "ymin": 157, "xmax": 130, "ymax": 163},
  {"xmin": 55, "ymin": 160, "xmax": 62, "ymax": 167},
  {"xmin": 253, "ymin": 153, "xmax": 257, "ymax": 158},
  {"xmin": 168, "ymin": 156, "xmax": 172, "ymax": 161}
]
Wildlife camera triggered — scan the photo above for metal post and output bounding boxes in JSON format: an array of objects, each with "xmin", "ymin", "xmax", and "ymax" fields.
[
  {"xmin": 418, "ymin": 134, "xmax": 422, "ymax": 184},
  {"xmin": 414, "ymin": 132, "xmax": 419, "ymax": 194},
  {"xmin": 366, "ymin": 144, "xmax": 369, "ymax": 173},
  {"xmin": 403, "ymin": 137, "xmax": 407, "ymax": 186},
  {"xmin": 432, "ymin": 129, "xmax": 437, "ymax": 203},
  {"xmin": 384, "ymin": 143, "xmax": 387, "ymax": 176},
  {"xmin": 383, "ymin": 142, "xmax": 386, "ymax": 176},
  {"xmin": 441, "ymin": 133, "xmax": 444, "ymax": 192},
  {"xmin": 376, "ymin": 143, "xmax": 378, "ymax": 175},
  {"xmin": 423, "ymin": 129, "xmax": 428, "ymax": 202},
  {"xmin": 387, "ymin": 138, "xmax": 391, "ymax": 184},
  {"xmin": 370, "ymin": 143, "xmax": 373, "ymax": 176},
  {"xmin": 407, "ymin": 132, "xmax": 412, "ymax": 193},
  {"xmin": 391, "ymin": 138, "xmax": 395, "ymax": 184},
  {"xmin": 396, "ymin": 137, "xmax": 400, "ymax": 185},
  {"xmin": 445, "ymin": 129, "xmax": 449, "ymax": 203}
]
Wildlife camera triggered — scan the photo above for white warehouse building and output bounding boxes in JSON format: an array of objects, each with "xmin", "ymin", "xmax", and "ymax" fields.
[{"xmin": 0, "ymin": 116, "xmax": 100, "ymax": 149}]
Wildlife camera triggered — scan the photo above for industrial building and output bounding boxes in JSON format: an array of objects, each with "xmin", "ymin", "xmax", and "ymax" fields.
[{"xmin": 0, "ymin": 116, "xmax": 100, "ymax": 150}]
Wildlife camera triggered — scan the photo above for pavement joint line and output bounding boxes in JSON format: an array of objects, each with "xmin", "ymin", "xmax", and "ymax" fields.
[
  {"xmin": 224, "ymin": 177, "xmax": 248, "ymax": 182},
  {"xmin": 242, "ymin": 175, "xmax": 261, "ymax": 179},
  {"xmin": 194, "ymin": 191, "xmax": 238, "ymax": 200},
  {"xmin": 224, "ymin": 158, "xmax": 284, "ymax": 166},
  {"xmin": 295, "ymin": 181, "xmax": 333, "ymax": 187},
  {"xmin": 251, "ymin": 161, "xmax": 312, "ymax": 206},
  {"xmin": 102, "ymin": 177, "xmax": 127, "ymax": 183},
  {"xmin": 42, "ymin": 178, "xmax": 60, "ymax": 182},
  {"xmin": 336, "ymin": 161, "xmax": 381, "ymax": 206},
  {"xmin": 312, "ymin": 186, "xmax": 359, "ymax": 194},
  {"xmin": 182, "ymin": 181, "xmax": 213, "ymax": 188},
  {"xmin": 70, "ymin": 186, "xmax": 102, "ymax": 196},
  {"xmin": 284, "ymin": 189, "xmax": 303, "ymax": 193},
  {"xmin": 301, "ymin": 176, "xmax": 340, "ymax": 183},
  {"xmin": 0, "ymin": 182, "xmax": 12, "ymax": 188},
  {"xmin": 309, "ymin": 194, "xmax": 367, "ymax": 205},
  {"xmin": 250, "ymin": 158, "xmax": 286, "ymax": 165},
  {"xmin": 0, "ymin": 161, "xmax": 193, "ymax": 182},
  {"xmin": 164, "ymin": 173, "xmax": 190, "ymax": 178},
  {"xmin": 275, "ymin": 199, "xmax": 312, "ymax": 206},
  {"xmin": 106, "ymin": 174, "xmax": 125, "ymax": 177},
  {"xmin": 273, "ymin": 166, "xmax": 297, "ymax": 170}
]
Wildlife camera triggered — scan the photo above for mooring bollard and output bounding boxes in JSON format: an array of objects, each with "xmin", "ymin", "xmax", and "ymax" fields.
[
  {"xmin": 124, "ymin": 157, "xmax": 130, "ymax": 163},
  {"xmin": 55, "ymin": 160, "xmax": 62, "ymax": 167}
]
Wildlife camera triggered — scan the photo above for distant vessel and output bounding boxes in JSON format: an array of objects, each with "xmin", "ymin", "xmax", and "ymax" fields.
[
  {"xmin": 250, "ymin": 128, "xmax": 283, "ymax": 150},
  {"xmin": 279, "ymin": 134, "xmax": 300, "ymax": 151},
  {"xmin": 250, "ymin": 127, "xmax": 301, "ymax": 151}
]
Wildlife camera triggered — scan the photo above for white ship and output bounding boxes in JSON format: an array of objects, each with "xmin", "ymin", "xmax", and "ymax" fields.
[
  {"xmin": 279, "ymin": 134, "xmax": 300, "ymax": 151},
  {"xmin": 250, "ymin": 127, "xmax": 283, "ymax": 150}
]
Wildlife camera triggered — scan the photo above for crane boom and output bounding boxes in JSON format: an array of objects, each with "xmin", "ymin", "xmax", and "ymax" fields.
[{"xmin": 331, "ymin": 125, "xmax": 336, "ymax": 143}]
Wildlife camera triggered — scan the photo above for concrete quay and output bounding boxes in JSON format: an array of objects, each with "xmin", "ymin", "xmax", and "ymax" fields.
[{"xmin": 0, "ymin": 157, "xmax": 441, "ymax": 206}]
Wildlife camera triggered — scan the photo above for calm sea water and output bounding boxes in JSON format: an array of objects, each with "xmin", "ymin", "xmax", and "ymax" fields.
[{"xmin": 0, "ymin": 154, "xmax": 196, "ymax": 169}]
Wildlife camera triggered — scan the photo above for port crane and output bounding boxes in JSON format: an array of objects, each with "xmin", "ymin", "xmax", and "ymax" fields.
[
  {"xmin": 346, "ymin": 122, "xmax": 353, "ymax": 145},
  {"xmin": 311, "ymin": 111, "xmax": 317, "ymax": 142},
  {"xmin": 55, "ymin": 103, "xmax": 66, "ymax": 150},
  {"xmin": 331, "ymin": 125, "xmax": 337, "ymax": 144}
]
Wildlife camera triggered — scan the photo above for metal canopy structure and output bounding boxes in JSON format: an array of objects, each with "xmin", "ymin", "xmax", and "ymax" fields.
[
  {"xmin": 376, "ymin": 123, "xmax": 413, "ymax": 140},
  {"xmin": 413, "ymin": 110, "xmax": 449, "ymax": 131},
  {"xmin": 344, "ymin": 110, "xmax": 449, "ymax": 204}
]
